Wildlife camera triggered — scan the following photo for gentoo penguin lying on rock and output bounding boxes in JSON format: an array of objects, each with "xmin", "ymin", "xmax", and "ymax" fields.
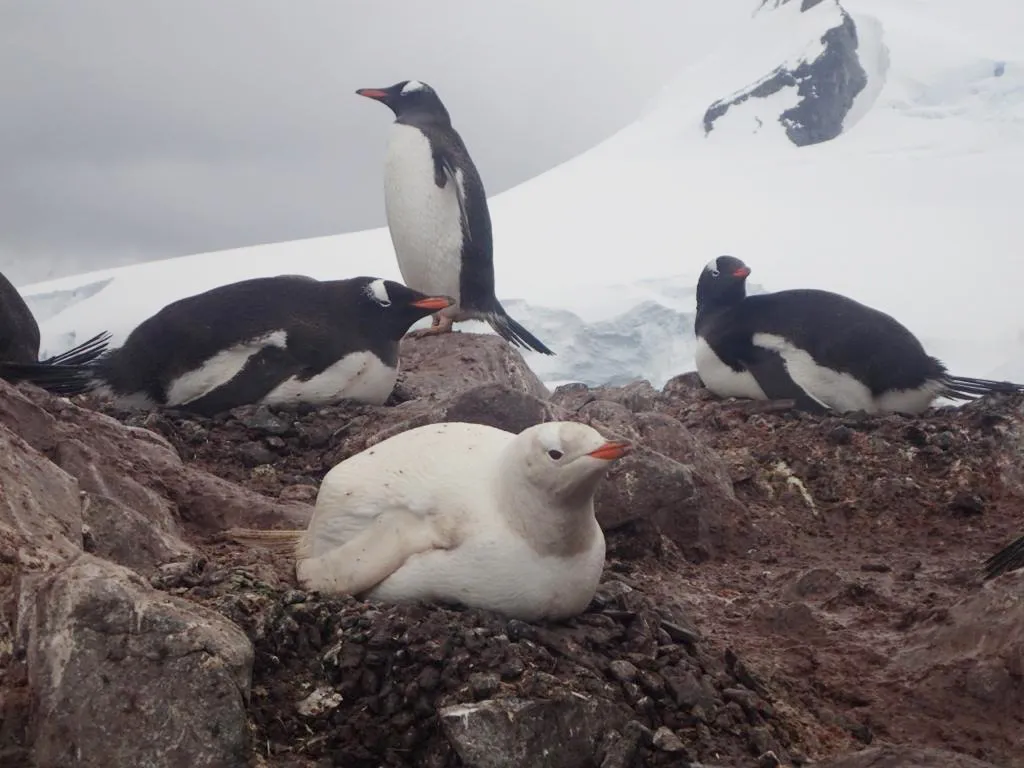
[
  {"xmin": 76, "ymin": 275, "xmax": 452, "ymax": 416},
  {"xmin": 356, "ymin": 79, "xmax": 554, "ymax": 356},
  {"xmin": 695, "ymin": 255, "xmax": 1024, "ymax": 415},
  {"xmin": 0, "ymin": 270, "xmax": 111, "ymax": 396},
  {"xmin": 982, "ymin": 533, "xmax": 1024, "ymax": 580},
  {"xmin": 228, "ymin": 420, "xmax": 631, "ymax": 622}
]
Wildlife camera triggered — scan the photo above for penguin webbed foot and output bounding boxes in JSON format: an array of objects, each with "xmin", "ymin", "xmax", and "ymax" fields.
[{"xmin": 405, "ymin": 313, "xmax": 455, "ymax": 339}]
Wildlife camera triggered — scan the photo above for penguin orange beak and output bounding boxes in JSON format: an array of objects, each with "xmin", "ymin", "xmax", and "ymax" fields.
[
  {"xmin": 356, "ymin": 88, "xmax": 390, "ymax": 101},
  {"xmin": 587, "ymin": 441, "xmax": 632, "ymax": 461},
  {"xmin": 733, "ymin": 266, "xmax": 751, "ymax": 278},
  {"xmin": 409, "ymin": 296, "xmax": 454, "ymax": 311}
]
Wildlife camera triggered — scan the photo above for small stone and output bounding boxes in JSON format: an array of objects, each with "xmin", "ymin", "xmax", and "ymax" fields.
[
  {"xmin": 282, "ymin": 590, "xmax": 306, "ymax": 605},
  {"xmin": 860, "ymin": 563, "xmax": 892, "ymax": 573},
  {"xmin": 651, "ymin": 726, "xmax": 685, "ymax": 752},
  {"xmin": 468, "ymin": 672, "xmax": 501, "ymax": 700},
  {"xmin": 238, "ymin": 441, "xmax": 277, "ymax": 467},
  {"xmin": 660, "ymin": 619, "xmax": 701, "ymax": 645},
  {"xmin": 500, "ymin": 658, "xmax": 525, "ymax": 681},
  {"xmin": 296, "ymin": 686, "xmax": 343, "ymax": 717},
  {"xmin": 758, "ymin": 750, "xmax": 782, "ymax": 768},
  {"xmin": 232, "ymin": 405, "xmax": 291, "ymax": 435},
  {"xmin": 590, "ymin": 580, "xmax": 635, "ymax": 610},
  {"xmin": 608, "ymin": 660, "xmax": 639, "ymax": 684},
  {"xmin": 827, "ymin": 425, "xmax": 855, "ymax": 445},
  {"xmin": 280, "ymin": 484, "xmax": 319, "ymax": 503},
  {"xmin": 264, "ymin": 436, "xmax": 286, "ymax": 449}
]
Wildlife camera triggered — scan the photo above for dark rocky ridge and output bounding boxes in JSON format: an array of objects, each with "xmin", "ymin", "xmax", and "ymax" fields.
[
  {"xmin": 704, "ymin": 0, "xmax": 869, "ymax": 147},
  {"xmin": 1, "ymin": 332, "xmax": 1022, "ymax": 767}
]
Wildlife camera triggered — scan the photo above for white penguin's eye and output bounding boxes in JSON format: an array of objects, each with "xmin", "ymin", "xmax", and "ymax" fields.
[
  {"xmin": 711, "ymin": 269, "xmax": 721, "ymax": 277},
  {"xmin": 547, "ymin": 449, "xmax": 563, "ymax": 460}
]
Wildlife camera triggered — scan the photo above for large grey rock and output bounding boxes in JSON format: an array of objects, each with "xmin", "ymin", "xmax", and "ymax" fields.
[
  {"xmin": 0, "ymin": 422, "xmax": 82, "ymax": 569},
  {"xmin": 439, "ymin": 695, "xmax": 629, "ymax": 768},
  {"xmin": 397, "ymin": 332, "xmax": 550, "ymax": 402},
  {"xmin": 816, "ymin": 746, "xmax": 1004, "ymax": 768},
  {"xmin": 703, "ymin": 0, "xmax": 868, "ymax": 147},
  {"xmin": 19, "ymin": 555, "xmax": 253, "ymax": 768},
  {"xmin": 2, "ymin": 380, "xmax": 311, "ymax": 537}
]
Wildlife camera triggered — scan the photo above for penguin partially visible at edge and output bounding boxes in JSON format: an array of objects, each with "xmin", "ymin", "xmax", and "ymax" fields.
[
  {"xmin": 982, "ymin": 533, "xmax": 1024, "ymax": 581},
  {"xmin": 12, "ymin": 275, "xmax": 454, "ymax": 417},
  {"xmin": 694, "ymin": 255, "xmax": 1024, "ymax": 415},
  {"xmin": 0, "ymin": 270, "xmax": 111, "ymax": 396},
  {"xmin": 355, "ymin": 79, "xmax": 554, "ymax": 356}
]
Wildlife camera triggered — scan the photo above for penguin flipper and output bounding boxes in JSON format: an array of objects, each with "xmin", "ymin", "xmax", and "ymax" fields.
[
  {"xmin": 432, "ymin": 151, "xmax": 472, "ymax": 244},
  {"xmin": 746, "ymin": 350, "xmax": 829, "ymax": 415},
  {"xmin": 178, "ymin": 346, "xmax": 302, "ymax": 417}
]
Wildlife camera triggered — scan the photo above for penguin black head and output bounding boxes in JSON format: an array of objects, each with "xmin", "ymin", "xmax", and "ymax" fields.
[
  {"xmin": 353, "ymin": 277, "xmax": 454, "ymax": 339},
  {"xmin": 696, "ymin": 255, "xmax": 751, "ymax": 311},
  {"xmin": 355, "ymin": 80, "xmax": 450, "ymax": 121}
]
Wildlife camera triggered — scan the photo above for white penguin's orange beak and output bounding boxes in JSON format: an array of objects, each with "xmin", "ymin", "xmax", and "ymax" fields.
[
  {"xmin": 587, "ymin": 441, "xmax": 632, "ymax": 461},
  {"xmin": 409, "ymin": 296, "xmax": 454, "ymax": 311}
]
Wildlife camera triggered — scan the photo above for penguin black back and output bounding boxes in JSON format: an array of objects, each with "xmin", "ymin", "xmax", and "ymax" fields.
[
  {"xmin": 92, "ymin": 275, "xmax": 452, "ymax": 414},
  {"xmin": 0, "ymin": 270, "xmax": 41, "ymax": 363}
]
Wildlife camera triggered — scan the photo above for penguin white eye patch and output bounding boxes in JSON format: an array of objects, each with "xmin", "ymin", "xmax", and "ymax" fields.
[
  {"xmin": 366, "ymin": 278, "xmax": 392, "ymax": 306},
  {"xmin": 704, "ymin": 258, "xmax": 720, "ymax": 276},
  {"xmin": 401, "ymin": 80, "xmax": 426, "ymax": 95}
]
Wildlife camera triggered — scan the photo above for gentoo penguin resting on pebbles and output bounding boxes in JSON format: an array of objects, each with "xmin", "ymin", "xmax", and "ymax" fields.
[
  {"xmin": 356, "ymin": 80, "xmax": 554, "ymax": 356},
  {"xmin": 694, "ymin": 255, "xmax": 1024, "ymax": 415},
  {"xmin": 982, "ymin": 533, "xmax": 1024, "ymax": 580},
  {"xmin": 228, "ymin": 420, "xmax": 631, "ymax": 622},
  {"xmin": 81, "ymin": 275, "xmax": 453, "ymax": 416},
  {"xmin": 0, "ymin": 270, "xmax": 111, "ymax": 396}
]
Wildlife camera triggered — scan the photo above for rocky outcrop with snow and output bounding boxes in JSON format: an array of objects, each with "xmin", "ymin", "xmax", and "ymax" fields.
[{"xmin": 703, "ymin": 0, "xmax": 868, "ymax": 146}]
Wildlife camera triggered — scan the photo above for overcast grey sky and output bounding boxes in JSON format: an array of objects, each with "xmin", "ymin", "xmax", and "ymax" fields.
[{"xmin": 0, "ymin": 0, "xmax": 698, "ymax": 285}]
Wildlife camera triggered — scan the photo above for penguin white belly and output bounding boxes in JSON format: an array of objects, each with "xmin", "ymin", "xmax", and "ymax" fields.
[
  {"xmin": 262, "ymin": 351, "xmax": 397, "ymax": 407},
  {"xmin": 368, "ymin": 525, "xmax": 606, "ymax": 622},
  {"xmin": 382, "ymin": 123, "xmax": 465, "ymax": 303},
  {"xmin": 695, "ymin": 337, "xmax": 767, "ymax": 400},
  {"xmin": 752, "ymin": 333, "xmax": 881, "ymax": 413}
]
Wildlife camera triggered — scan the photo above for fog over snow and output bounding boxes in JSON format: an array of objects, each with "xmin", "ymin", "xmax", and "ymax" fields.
[{"xmin": 14, "ymin": 0, "xmax": 1024, "ymax": 389}]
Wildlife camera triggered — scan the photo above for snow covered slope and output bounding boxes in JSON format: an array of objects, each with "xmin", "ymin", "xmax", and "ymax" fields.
[{"xmin": 18, "ymin": 0, "xmax": 1024, "ymax": 388}]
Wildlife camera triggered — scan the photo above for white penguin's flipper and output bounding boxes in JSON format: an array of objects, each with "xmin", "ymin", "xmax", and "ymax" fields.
[{"xmin": 295, "ymin": 507, "xmax": 463, "ymax": 596}]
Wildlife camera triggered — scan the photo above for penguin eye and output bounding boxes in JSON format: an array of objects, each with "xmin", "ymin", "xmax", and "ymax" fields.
[
  {"xmin": 547, "ymin": 449, "xmax": 563, "ymax": 461},
  {"xmin": 711, "ymin": 269, "xmax": 721, "ymax": 277}
]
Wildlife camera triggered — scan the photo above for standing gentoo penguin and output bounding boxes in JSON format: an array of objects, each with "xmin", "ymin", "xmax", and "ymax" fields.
[
  {"xmin": 85, "ymin": 275, "xmax": 453, "ymax": 416},
  {"xmin": 227, "ymin": 420, "xmax": 631, "ymax": 621},
  {"xmin": 982, "ymin": 533, "xmax": 1024, "ymax": 580},
  {"xmin": 355, "ymin": 80, "xmax": 554, "ymax": 355},
  {"xmin": 0, "ymin": 270, "xmax": 111, "ymax": 396},
  {"xmin": 694, "ymin": 255, "xmax": 1024, "ymax": 415}
]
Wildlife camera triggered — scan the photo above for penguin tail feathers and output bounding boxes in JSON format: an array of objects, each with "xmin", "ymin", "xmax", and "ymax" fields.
[
  {"xmin": 938, "ymin": 374, "xmax": 1024, "ymax": 402},
  {"xmin": 224, "ymin": 527, "xmax": 303, "ymax": 556},
  {"xmin": 0, "ymin": 360, "xmax": 100, "ymax": 397},
  {"xmin": 485, "ymin": 309, "xmax": 555, "ymax": 356},
  {"xmin": 42, "ymin": 331, "xmax": 113, "ymax": 367},
  {"xmin": 981, "ymin": 533, "xmax": 1024, "ymax": 581}
]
